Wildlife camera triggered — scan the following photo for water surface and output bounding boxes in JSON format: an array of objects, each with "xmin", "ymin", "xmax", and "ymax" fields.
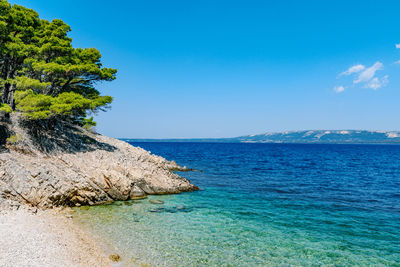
[{"xmin": 74, "ymin": 142, "xmax": 400, "ymax": 266}]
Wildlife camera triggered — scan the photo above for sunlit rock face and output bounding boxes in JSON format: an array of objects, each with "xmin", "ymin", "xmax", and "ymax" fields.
[{"xmin": 0, "ymin": 114, "xmax": 198, "ymax": 209}]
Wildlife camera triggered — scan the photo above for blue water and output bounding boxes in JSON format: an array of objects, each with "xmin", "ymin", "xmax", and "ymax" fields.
[{"xmin": 74, "ymin": 142, "xmax": 400, "ymax": 266}]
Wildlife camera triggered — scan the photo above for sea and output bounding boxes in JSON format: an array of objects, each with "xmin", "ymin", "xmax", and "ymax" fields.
[{"xmin": 74, "ymin": 142, "xmax": 400, "ymax": 266}]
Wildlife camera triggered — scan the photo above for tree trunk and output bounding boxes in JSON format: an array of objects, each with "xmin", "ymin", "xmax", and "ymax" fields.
[
  {"xmin": 1, "ymin": 60, "xmax": 16, "ymax": 109},
  {"xmin": 2, "ymin": 82, "xmax": 15, "ymax": 109}
]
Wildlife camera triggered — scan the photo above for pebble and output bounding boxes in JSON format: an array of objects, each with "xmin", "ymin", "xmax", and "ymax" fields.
[{"xmin": 109, "ymin": 254, "xmax": 121, "ymax": 262}]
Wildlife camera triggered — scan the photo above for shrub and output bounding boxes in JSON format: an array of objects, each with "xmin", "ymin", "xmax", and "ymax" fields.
[{"xmin": 6, "ymin": 134, "xmax": 22, "ymax": 144}]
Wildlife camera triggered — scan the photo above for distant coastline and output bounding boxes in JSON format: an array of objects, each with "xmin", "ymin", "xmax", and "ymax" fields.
[{"xmin": 122, "ymin": 130, "xmax": 400, "ymax": 144}]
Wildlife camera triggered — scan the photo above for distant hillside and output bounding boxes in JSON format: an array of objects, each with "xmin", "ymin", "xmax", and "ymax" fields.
[
  {"xmin": 123, "ymin": 130, "xmax": 400, "ymax": 144},
  {"xmin": 233, "ymin": 130, "xmax": 400, "ymax": 144}
]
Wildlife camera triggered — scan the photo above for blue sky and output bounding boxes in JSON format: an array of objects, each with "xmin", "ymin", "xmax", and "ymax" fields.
[{"xmin": 10, "ymin": 0, "xmax": 400, "ymax": 138}]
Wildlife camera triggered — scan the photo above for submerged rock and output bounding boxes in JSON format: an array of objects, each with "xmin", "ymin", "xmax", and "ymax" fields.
[
  {"xmin": 149, "ymin": 199, "xmax": 164, "ymax": 204},
  {"xmin": 147, "ymin": 205, "xmax": 193, "ymax": 214},
  {"xmin": 148, "ymin": 208, "xmax": 159, "ymax": 213},
  {"xmin": 0, "ymin": 114, "xmax": 199, "ymax": 209}
]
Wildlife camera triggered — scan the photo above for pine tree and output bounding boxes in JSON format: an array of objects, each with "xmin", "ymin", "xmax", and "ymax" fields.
[{"xmin": 0, "ymin": 0, "xmax": 117, "ymax": 125}]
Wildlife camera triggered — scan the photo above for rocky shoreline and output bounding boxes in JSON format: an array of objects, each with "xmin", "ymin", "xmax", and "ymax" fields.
[
  {"xmin": 0, "ymin": 114, "xmax": 199, "ymax": 265},
  {"xmin": 0, "ymin": 114, "xmax": 199, "ymax": 210}
]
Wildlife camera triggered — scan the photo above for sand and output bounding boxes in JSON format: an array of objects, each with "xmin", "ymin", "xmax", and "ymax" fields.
[{"xmin": 0, "ymin": 207, "xmax": 112, "ymax": 267}]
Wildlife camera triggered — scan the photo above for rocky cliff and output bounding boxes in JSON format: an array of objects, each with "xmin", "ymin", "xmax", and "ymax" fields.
[{"xmin": 0, "ymin": 114, "xmax": 198, "ymax": 209}]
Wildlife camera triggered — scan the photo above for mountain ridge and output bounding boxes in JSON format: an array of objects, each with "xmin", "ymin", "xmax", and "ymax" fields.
[{"xmin": 123, "ymin": 130, "xmax": 400, "ymax": 144}]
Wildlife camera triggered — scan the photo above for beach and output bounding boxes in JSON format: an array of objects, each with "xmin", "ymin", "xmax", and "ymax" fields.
[{"xmin": 0, "ymin": 208, "xmax": 112, "ymax": 267}]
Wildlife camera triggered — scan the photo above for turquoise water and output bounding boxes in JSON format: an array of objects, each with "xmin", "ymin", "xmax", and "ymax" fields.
[{"xmin": 74, "ymin": 143, "xmax": 400, "ymax": 266}]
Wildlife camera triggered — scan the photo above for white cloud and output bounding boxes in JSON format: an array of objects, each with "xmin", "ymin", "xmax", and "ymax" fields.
[
  {"xmin": 333, "ymin": 85, "xmax": 345, "ymax": 93},
  {"xmin": 396, "ymin": 44, "xmax": 400, "ymax": 49},
  {"xmin": 340, "ymin": 64, "xmax": 365, "ymax": 76},
  {"xmin": 354, "ymin": 62, "xmax": 383, "ymax": 84},
  {"xmin": 395, "ymin": 60, "xmax": 400, "ymax": 65},
  {"xmin": 365, "ymin": 75, "xmax": 389, "ymax": 90},
  {"xmin": 336, "ymin": 60, "xmax": 390, "ymax": 92}
]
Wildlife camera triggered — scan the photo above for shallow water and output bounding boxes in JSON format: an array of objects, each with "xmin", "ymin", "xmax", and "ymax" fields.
[{"xmin": 74, "ymin": 142, "xmax": 400, "ymax": 266}]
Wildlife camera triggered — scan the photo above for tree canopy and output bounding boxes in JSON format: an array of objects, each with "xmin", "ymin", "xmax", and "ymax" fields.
[{"xmin": 0, "ymin": 0, "xmax": 116, "ymax": 125}]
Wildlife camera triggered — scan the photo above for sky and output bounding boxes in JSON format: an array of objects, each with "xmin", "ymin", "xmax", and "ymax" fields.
[{"xmin": 10, "ymin": 0, "xmax": 400, "ymax": 138}]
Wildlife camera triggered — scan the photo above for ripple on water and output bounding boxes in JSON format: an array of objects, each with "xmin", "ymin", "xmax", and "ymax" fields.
[{"xmin": 74, "ymin": 143, "xmax": 400, "ymax": 266}]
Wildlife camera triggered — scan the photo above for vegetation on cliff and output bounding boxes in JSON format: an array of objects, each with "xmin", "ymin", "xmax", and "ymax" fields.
[
  {"xmin": 0, "ymin": 0, "xmax": 116, "ymax": 126},
  {"xmin": 0, "ymin": 1, "xmax": 198, "ymax": 210}
]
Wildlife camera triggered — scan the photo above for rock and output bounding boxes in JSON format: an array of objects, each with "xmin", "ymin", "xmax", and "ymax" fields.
[
  {"xmin": 109, "ymin": 254, "xmax": 121, "ymax": 262},
  {"xmin": 27, "ymin": 206, "xmax": 38, "ymax": 214},
  {"xmin": 148, "ymin": 209, "xmax": 158, "ymax": 213},
  {"xmin": 129, "ymin": 185, "xmax": 146, "ymax": 199},
  {"xmin": 0, "ymin": 113, "xmax": 199, "ymax": 210},
  {"xmin": 149, "ymin": 199, "xmax": 164, "ymax": 204}
]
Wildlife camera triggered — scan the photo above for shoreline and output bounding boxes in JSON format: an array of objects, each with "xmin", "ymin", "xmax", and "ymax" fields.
[
  {"xmin": 0, "ymin": 207, "xmax": 113, "ymax": 267},
  {"xmin": 0, "ymin": 115, "xmax": 199, "ymax": 266}
]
